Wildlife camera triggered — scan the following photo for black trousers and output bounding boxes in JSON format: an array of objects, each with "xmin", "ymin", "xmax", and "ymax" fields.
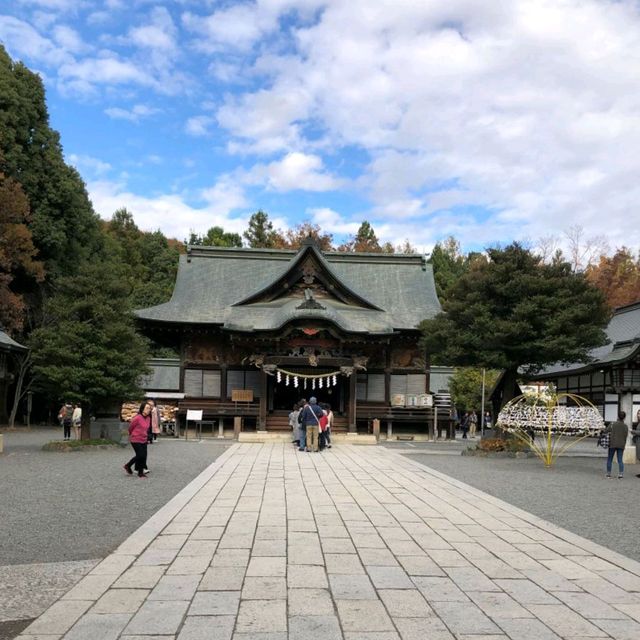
[
  {"xmin": 63, "ymin": 421, "xmax": 71, "ymax": 439},
  {"xmin": 127, "ymin": 442, "xmax": 147, "ymax": 476}
]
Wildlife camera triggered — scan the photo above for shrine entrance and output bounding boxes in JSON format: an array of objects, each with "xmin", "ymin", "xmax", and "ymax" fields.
[{"xmin": 267, "ymin": 368, "xmax": 347, "ymax": 414}]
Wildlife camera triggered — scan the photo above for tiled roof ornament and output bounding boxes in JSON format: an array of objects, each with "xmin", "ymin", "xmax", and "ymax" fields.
[{"xmin": 296, "ymin": 289, "xmax": 325, "ymax": 310}]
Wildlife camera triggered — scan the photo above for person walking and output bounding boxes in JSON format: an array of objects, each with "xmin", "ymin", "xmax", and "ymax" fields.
[
  {"xmin": 605, "ymin": 410, "xmax": 628, "ymax": 479},
  {"xmin": 299, "ymin": 397, "xmax": 323, "ymax": 452},
  {"xmin": 469, "ymin": 410, "xmax": 478, "ymax": 438},
  {"xmin": 124, "ymin": 402, "xmax": 152, "ymax": 478},
  {"xmin": 58, "ymin": 402, "xmax": 73, "ymax": 441},
  {"xmin": 72, "ymin": 404, "xmax": 82, "ymax": 440}
]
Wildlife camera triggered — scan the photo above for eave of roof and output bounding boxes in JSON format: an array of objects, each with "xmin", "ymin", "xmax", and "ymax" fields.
[
  {"xmin": 531, "ymin": 300, "xmax": 640, "ymax": 379},
  {"xmin": 0, "ymin": 329, "xmax": 28, "ymax": 353}
]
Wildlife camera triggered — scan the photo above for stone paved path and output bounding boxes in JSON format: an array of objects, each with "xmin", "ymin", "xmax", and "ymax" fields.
[{"xmin": 17, "ymin": 444, "xmax": 640, "ymax": 640}]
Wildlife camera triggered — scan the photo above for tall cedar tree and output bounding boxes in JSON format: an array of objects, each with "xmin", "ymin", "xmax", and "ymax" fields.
[
  {"xmin": 420, "ymin": 243, "xmax": 610, "ymax": 406},
  {"xmin": 243, "ymin": 210, "xmax": 284, "ymax": 248},
  {"xmin": 338, "ymin": 221, "xmax": 395, "ymax": 253},
  {"xmin": 29, "ymin": 260, "xmax": 150, "ymax": 438},
  {"xmin": 428, "ymin": 236, "xmax": 473, "ymax": 302},
  {"xmin": 0, "ymin": 45, "xmax": 101, "ymax": 282},
  {"xmin": 0, "ymin": 170, "xmax": 44, "ymax": 333}
]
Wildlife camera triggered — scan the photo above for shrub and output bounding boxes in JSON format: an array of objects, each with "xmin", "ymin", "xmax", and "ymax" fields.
[{"xmin": 477, "ymin": 438, "xmax": 530, "ymax": 453}]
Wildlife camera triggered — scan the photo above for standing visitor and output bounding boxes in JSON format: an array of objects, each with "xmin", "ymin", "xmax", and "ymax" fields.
[
  {"xmin": 149, "ymin": 399, "xmax": 161, "ymax": 442},
  {"xmin": 289, "ymin": 403, "xmax": 301, "ymax": 446},
  {"xmin": 58, "ymin": 401, "xmax": 73, "ymax": 441},
  {"xmin": 318, "ymin": 404, "xmax": 329, "ymax": 450},
  {"xmin": 630, "ymin": 417, "xmax": 640, "ymax": 478},
  {"xmin": 469, "ymin": 411, "xmax": 478, "ymax": 438},
  {"xmin": 324, "ymin": 403, "xmax": 334, "ymax": 449},
  {"xmin": 72, "ymin": 404, "xmax": 82, "ymax": 440},
  {"xmin": 605, "ymin": 411, "xmax": 628, "ymax": 479},
  {"xmin": 124, "ymin": 402, "xmax": 151, "ymax": 478},
  {"xmin": 484, "ymin": 411, "xmax": 492, "ymax": 432},
  {"xmin": 300, "ymin": 397, "xmax": 323, "ymax": 452},
  {"xmin": 460, "ymin": 412, "xmax": 470, "ymax": 439},
  {"xmin": 297, "ymin": 399, "xmax": 308, "ymax": 451}
]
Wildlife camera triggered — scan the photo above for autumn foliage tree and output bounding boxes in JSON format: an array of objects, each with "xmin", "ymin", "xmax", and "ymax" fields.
[
  {"xmin": 585, "ymin": 248, "xmax": 640, "ymax": 309},
  {"xmin": 0, "ymin": 170, "xmax": 44, "ymax": 333}
]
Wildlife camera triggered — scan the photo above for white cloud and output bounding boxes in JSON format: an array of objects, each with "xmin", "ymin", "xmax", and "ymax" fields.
[
  {"xmin": 0, "ymin": 16, "xmax": 71, "ymax": 66},
  {"xmin": 67, "ymin": 153, "xmax": 112, "ymax": 178},
  {"xmin": 105, "ymin": 103, "xmax": 160, "ymax": 121},
  {"xmin": 88, "ymin": 177, "xmax": 249, "ymax": 239},
  {"xmin": 185, "ymin": 115, "xmax": 216, "ymax": 136},
  {"xmin": 128, "ymin": 6, "xmax": 177, "ymax": 52},
  {"xmin": 58, "ymin": 55, "xmax": 156, "ymax": 90},
  {"xmin": 52, "ymin": 24, "xmax": 88, "ymax": 53},
  {"xmin": 208, "ymin": 0, "xmax": 640, "ymax": 247},
  {"xmin": 248, "ymin": 152, "xmax": 343, "ymax": 192}
]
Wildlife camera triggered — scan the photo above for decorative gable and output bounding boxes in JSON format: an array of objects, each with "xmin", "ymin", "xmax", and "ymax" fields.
[{"xmin": 234, "ymin": 239, "xmax": 382, "ymax": 311}]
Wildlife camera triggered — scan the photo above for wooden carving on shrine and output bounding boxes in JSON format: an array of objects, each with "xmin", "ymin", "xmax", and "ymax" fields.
[{"xmin": 391, "ymin": 347, "xmax": 426, "ymax": 369}]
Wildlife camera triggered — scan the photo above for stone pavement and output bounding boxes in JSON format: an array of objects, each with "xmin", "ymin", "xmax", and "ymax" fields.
[{"xmin": 17, "ymin": 443, "xmax": 640, "ymax": 640}]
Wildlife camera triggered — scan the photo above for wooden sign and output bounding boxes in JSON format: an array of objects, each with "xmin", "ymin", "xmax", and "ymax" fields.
[{"xmin": 232, "ymin": 389, "xmax": 254, "ymax": 402}]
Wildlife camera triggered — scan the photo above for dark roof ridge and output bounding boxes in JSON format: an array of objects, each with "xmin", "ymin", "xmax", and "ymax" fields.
[
  {"xmin": 186, "ymin": 244, "xmax": 428, "ymax": 265},
  {"xmin": 613, "ymin": 300, "xmax": 640, "ymax": 314}
]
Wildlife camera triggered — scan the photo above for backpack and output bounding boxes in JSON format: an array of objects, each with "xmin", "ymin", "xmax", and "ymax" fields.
[{"xmin": 59, "ymin": 405, "xmax": 73, "ymax": 425}]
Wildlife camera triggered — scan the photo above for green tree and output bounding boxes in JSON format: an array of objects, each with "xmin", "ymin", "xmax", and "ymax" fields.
[
  {"xmin": 29, "ymin": 260, "xmax": 150, "ymax": 437},
  {"xmin": 0, "ymin": 45, "xmax": 101, "ymax": 281},
  {"xmin": 103, "ymin": 208, "xmax": 181, "ymax": 309},
  {"xmin": 449, "ymin": 367, "xmax": 500, "ymax": 412},
  {"xmin": 428, "ymin": 236, "xmax": 470, "ymax": 301},
  {"xmin": 420, "ymin": 243, "xmax": 610, "ymax": 407},
  {"xmin": 187, "ymin": 226, "xmax": 243, "ymax": 247},
  {"xmin": 339, "ymin": 221, "xmax": 383, "ymax": 252},
  {"xmin": 243, "ymin": 210, "xmax": 284, "ymax": 248}
]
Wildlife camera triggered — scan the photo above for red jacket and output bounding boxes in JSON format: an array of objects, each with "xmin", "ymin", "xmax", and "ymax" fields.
[{"xmin": 129, "ymin": 414, "xmax": 150, "ymax": 443}]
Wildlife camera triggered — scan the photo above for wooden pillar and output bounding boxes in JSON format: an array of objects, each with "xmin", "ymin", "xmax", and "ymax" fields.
[
  {"xmin": 259, "ymin": 370, "xmax": 267, "ymax": 430},
  {"xmin": 348, "ymin": 374, "xmax": 357, "ymax": 432},
  {"xmin": 220, "ymin": 365, "xmax": 228, "ymax": 400}
]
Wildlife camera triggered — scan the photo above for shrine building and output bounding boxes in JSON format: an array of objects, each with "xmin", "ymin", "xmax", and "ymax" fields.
[{"xmin": 135, "ymin": 238, "xmax": 443, "ymax": 436}]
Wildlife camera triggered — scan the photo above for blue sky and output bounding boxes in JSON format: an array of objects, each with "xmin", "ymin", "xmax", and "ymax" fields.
[{"xmin": 2, "ymin": 1, "xmax": 640, "ymax": 254}]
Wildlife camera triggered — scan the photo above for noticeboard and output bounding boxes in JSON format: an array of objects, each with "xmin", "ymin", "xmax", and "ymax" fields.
[{"xmin": 231, "ymin": 389, "xmax": 254, "ymax": 402}]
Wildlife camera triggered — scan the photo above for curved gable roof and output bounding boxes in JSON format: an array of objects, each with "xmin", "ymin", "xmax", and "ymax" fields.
[
  {"xmin": 135, "ymin": 244, "xmax": 441, "ymax": 332},
  {"xmin": 535, "ymin": 301, "xmax": 640, "ymax": 378}
]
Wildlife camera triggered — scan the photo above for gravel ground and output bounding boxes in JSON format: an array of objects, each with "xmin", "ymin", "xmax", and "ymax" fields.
[
  {"xmin": 406, "ymin": 450, "xmax": 640, "ymax": 563},
  {"xmin": 0, "ymin": 427, "xmax": 233, "ymax": 566}
]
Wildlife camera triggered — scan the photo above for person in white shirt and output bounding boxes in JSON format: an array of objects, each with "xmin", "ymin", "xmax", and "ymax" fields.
[{"xmin": 72, "ymin": 404, "xmax": 82, "ymax": 440}]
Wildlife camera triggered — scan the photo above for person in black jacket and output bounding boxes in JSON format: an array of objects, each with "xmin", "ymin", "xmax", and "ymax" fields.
[{"xmin": 606, "ymin": 411, "xmax": 628, "ymax": 479}]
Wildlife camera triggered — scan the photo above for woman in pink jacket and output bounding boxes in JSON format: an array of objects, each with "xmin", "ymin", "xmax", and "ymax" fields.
[{"xmin": 124, "ymin": 402, "xmax": 151, "ymax": 478}]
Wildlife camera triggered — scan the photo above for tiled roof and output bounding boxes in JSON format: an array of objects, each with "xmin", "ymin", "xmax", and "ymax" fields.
[
  {"xmin": 537, "ymin": 301, "xmax": 640, "ymax": 378},
  {"xmin": 135, "ymin": 244, "xmax": 441, "ymax": 333},
  {"xmin": 0, "ymin": 329, "xmax": 27, "ymax": 353}
]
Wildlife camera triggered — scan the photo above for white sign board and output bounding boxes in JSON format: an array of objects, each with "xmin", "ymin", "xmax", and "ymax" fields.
[{"xmin": 186, "ymin": 410, "xmax": 203, "ymax": 421}]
